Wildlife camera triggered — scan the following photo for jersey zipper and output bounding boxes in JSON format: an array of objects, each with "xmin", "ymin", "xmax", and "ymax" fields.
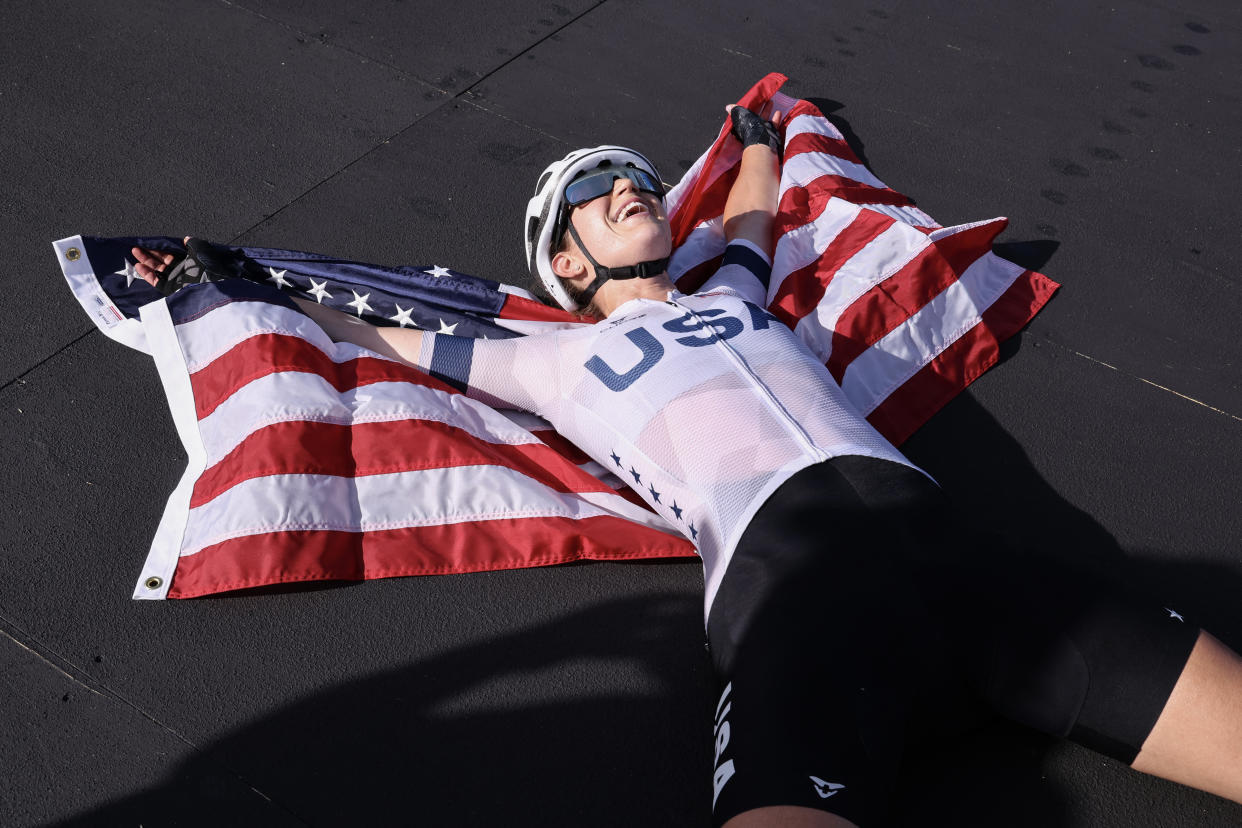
[{"xmin": 667, "ymin": 298, "xmax": 828, "ymax": 462}]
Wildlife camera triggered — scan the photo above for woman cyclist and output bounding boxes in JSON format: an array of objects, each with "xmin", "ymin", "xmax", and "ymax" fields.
[{"xmin": 132, "ymin": 106, "xmax": 1242, "ymax": 827}]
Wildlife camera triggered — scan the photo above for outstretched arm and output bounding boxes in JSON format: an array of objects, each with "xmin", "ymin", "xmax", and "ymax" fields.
[
  {"xmin": 132, "ymin": 241, "xmax": 426, "ymax": 365},
  {"xmin": 722, "ymin": 105, "xmax": 783, "ymax": 260},
  {"xmin": 292, "ymin": 296, "xmax": 424, "ymax": 366}
]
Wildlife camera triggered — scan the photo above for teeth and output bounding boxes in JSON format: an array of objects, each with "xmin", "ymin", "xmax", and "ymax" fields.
[{"xmin": 617, "ymin": 202, "xmax": 647, "ymax": 221}]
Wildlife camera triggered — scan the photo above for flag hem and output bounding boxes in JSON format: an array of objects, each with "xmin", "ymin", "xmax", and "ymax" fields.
[{"xmin": 133, "ymin": 298, "xmax": 207, "ymax": 600}]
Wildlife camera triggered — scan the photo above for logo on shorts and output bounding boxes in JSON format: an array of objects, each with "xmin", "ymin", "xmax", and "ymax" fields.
[
  {"xmin": 712, "ymin": 683, "xmax": 735, "ymax": 810},
  {"xmin": 809, "ymin": 776, "xmax": 845, "ymax": 799}
]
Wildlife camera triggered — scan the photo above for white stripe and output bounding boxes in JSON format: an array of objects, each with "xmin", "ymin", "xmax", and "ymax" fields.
[
  {"xmin": 780, "ymin": 144, "xmax": 939, "ymax": 229},
  {"xmin": 197, "ymin": 372, "xmax": 540, "ymax": 468},
  {"xmin": 176, "ymin": 299, "xmax": 335, "ymax": 373},
  {"xmin": 668, "ymin": 219, "xmax": 726, "ymax": 280},
  {"xmin": 496, "ymin": 282, "xmax": 537, "ymax": 299},
  {"xmin": 840, "ymin": 251, "xmax": 1026, "ymax": 415},
  {"xmin": 769, "ymin": 198, "xmax": 866, "ymax": 303},
  {"xmin": 792, "ymin": 221, "xmax": 934, "ymax": 364},
  {"xmin": 499, "ymin": 409, "xmax": 555, "ymax": 432},
  {"xmin": 492, "ymin": 316, "xmax": 585, "ymax": 336},
  {"xmin": 663, "ymin": 145, "xmax": 710, "ymax": 218},
  {"xmin": 782, "ymin": 146, "xmax": 889, "ymax": 193},
  {"xmin": 575, "ymin": 489, "xmax": 681, "ymax": 534},
  {"xmin": 133, "ymin": 299, "xmax": 204, "ymax": 599},
  {"xmin": 178, "ymin": 465, "xmax": 618, "ymax": 558},
  {"xmin": 853, "ymin": 201, "xmax": 939, "ymax": 228},
  {"xmin": 54, "ymin": 235, "xmax": 151, "ymax": 353},
  {"xmin": 784, "ymin": 112, "xmax": 845, "ymax": 142},
  {"xmin": 504, "ymin": 414, "xmax": 646, "ymax": 494}
]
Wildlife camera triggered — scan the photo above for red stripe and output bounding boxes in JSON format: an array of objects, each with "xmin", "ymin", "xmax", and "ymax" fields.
[
  {"xmin": 190, "ymin": 418, "xmax": 617, "ymax": 509},
  {"xmin": 613, "ymin": 485, "xmax": 651, "ymax": 510},
  {"xmin": 672, "ymin": 161, "xmax": 739, "ymax": 249},
  {"xmin": 498, "ymin": 292, "xmax": 578, "ymax": 323},
  {"xmin": 166, "ymin": 515, "xmax": 696, "ymax": 598},
  {"xmin": 190, "ymin": 333, "xmax": 454, "ymax": 419},
  {"xmin": 825, "ymin": 220, "xmax": 1009, "ymax": 382},
  {"xmin": 784, "ymin": 131, "xmax": 863, "ymax": 165},
  {"xmin": 865, "ymin": 269, "xmax": 1059, "ymax": 445},
  {"xmin": 669, "ymin": 73, "xmax": 788, "ymax": 248},
  {"xmin": 528, "ymin": 427, "xmax": 594, "ymax": 466},
  {"xmin": 773, "ymin": 174, "xmax": 914, "ymax": 242},
  {"xmin": 770, "ymin": 210, "xmax": 897, "ymax": 329},
  {"xmin": 527, "ymin": 429, "xmax": 656, "ymax": 514},
  {"xmin": 777, "ymin": 177, "xmax": 912, "ymax": 233}
]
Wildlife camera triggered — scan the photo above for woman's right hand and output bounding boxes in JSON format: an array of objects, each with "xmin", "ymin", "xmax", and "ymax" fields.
[{"xmin": 131, "ymin": 237, "xmax": 191, "ymax": 289}]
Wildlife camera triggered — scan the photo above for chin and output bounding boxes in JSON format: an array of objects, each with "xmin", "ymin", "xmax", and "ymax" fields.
[{"xmin": 638, "ymin": 221, "xmax": 673, "ymax": 258}]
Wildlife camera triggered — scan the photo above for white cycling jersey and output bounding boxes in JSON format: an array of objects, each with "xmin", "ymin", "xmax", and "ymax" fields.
[{"xmin": 415, "ymin": 239, "xmax": 923, "ymax": 617}]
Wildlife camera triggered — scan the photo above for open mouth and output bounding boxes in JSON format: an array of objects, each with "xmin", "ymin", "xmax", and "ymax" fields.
[{"xmin": 613, "ymin": 200, "xmax": 651, "ymax": 222}]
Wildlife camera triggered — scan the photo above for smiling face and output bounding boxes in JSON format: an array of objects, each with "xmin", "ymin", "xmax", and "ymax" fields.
[{"xmin": 552, "ymin": 173, "xmax": 672, "ymax": 279}]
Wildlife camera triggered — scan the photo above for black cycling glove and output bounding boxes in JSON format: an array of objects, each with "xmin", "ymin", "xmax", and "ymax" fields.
[
  {"xmin": 728, "ymin": 106, "xmax": 782, "ymax": 156},
  {"xmin": 155, "ymin": 237, "xmax": 267, "ymax": 296}
]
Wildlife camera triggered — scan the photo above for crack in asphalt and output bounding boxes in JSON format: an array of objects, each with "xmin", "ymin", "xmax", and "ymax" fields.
[
  {"xmin": 0, "ymin": 609, "xmax": 308, "ymax": 824},
  {"xmin": 222, "ymin": 0, "xmax": 607, "ymax": 244},
  {"xmin": 0, "ymin": 328, "xmax": 97, "ymax": 395},
  {"xmin": 1044, "ymin": 337, "xmax": 1242, "ymax": 423}
]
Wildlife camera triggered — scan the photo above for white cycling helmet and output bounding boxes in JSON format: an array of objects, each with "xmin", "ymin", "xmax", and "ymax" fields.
[{"xmin": 524, "ymin": 145, "xmax": 668, "ymax": 311}]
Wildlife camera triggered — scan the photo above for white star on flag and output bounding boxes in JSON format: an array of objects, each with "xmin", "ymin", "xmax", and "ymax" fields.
[
  {"xmin": 267, "ymin": 267, "xmax": 292, "ymax": 289},
  {"xmin": 425, "ymin": 265, "xmax": 452, "ymax": 279},
  {"xmin": 115, "ymin": 261, "xmax": 140, "ymax": 287},
  {"xmin": 307, "ymin": 279, "xmax": 332, "ymax": 303},
  {"xmin": 389, "ymin": 304, "xmax": 415, "ymax": 328},
  {"xmin": 346, "ymin": 290, "xmax": 374, "ymax": 317},
  {"xmin": 435, "ymin": 318, "xmax": 458, "ymax": 335},
  {"xmin": 1165, "ymin": 608, "xmax": 1185, "ymax": 622}
]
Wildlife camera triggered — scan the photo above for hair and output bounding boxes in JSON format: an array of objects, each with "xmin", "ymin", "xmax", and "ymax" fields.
[{"xmin": 526, "ymin": 216, "xmax": 602, "ymax": 321}]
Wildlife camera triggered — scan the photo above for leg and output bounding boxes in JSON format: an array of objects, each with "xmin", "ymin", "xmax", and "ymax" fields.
[
  {"xmin": 1132, "ymin": 630, "xmax": 1242, "ymax": 803},
  {"xmin": 706, "ymin": 458, "xmax": 944, "ymax": 828},
  {"xmin": 924, "ymin": 543, "xmax": 1241, "ymax": 802},
  {"xmin": 723, "ymin": 805, "xmax": 858, "ymax": 828}
]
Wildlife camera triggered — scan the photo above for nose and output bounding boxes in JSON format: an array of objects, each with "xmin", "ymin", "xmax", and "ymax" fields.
[{"xmin": 613, "ymin": 175, "xmax": 636, "ymax": 196}]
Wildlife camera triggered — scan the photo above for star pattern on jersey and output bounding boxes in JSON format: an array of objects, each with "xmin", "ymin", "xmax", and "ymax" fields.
[
  {"xmin": 307, "ymin": 278, "xmax": 332, "ymax": 303},
  {"xmin": 436, "ymin": 318, "xmax": 459, "ymax": 335},
  {"xmin": 608, "ymin": 449, "xmax": 691, "ymax": 534},
  {"xmin": 425, "ymin": 265, "xmax": 452, "ymax": 279},
  {"xmin": 115, "ymin": 260, "xmax": 140, "ymax": 287},
  {"xmin": 267, "ymin": 267, "xmax": 292, "ymax": 289},
  {"xmin": 1165, "ymin": 607, "xmax": 1185, "ymax": 622},
  {"xmin": 389, "ymin": 304, "xmax": 415, "ymax": 328},
  {"xmin": 346, "ymin": 290, "xmax": 374, "ymax": 317}
]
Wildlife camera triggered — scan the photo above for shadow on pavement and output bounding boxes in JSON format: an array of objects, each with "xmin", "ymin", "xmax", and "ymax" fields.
[
  {"xmin": 49, "ymin": 593, "xmax": 715, "ymax": 827},
  {"xmin": 48, "ymin": 348, "xmax": 1242, "ymax": 828}
]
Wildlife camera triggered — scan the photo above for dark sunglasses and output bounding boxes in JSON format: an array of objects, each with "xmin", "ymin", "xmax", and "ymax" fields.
[{"xmin": 563, "ymin": 164, "xmax": 664, "ymax": 207}]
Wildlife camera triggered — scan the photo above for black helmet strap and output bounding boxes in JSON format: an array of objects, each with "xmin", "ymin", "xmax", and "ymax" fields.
[{"xmin": 565, "ymin": 219, "xmax": 669, "ymax": 308}]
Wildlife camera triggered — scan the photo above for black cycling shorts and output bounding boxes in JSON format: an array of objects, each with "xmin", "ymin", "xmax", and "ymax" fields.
[{"xmin": 706, "ymin": 456, "xmax": 1200, "ymax": 827}]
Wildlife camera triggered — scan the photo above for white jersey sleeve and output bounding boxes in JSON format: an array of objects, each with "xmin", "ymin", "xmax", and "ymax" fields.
[
  {"xmin": 415, "ymin": 329, "xmax": 561, "ymax": 416},
  {"xmin": 696, "ymin": 238, "xmax": 772, "ymax": 306}
]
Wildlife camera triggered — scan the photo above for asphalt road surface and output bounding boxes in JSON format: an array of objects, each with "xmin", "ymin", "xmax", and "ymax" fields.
[{"xmin": 4, "ymin": 1, "xmax": 1241, "ymax": 825}]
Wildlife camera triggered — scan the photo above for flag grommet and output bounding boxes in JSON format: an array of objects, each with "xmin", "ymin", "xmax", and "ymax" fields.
[
  {"xmin": 144, "ymin": 576, "xmax": 163, "ymax": 590},
  {"xmin": 65, "ymin": 247, "xmax": 81, "ymax": 261}
]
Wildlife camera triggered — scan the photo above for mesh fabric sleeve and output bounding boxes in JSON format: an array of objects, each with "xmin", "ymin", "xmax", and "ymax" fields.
[
  {"xmin": 697, "ymin": 239, "xmax": 772, "ymax": 306},
  {"xmin": 416, "ymin": 330, "xmax": 561, "ymax": 416}
]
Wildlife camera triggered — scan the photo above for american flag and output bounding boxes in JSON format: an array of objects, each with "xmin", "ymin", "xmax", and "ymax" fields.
[{"xmin": 53, "ymin": 72, "xmax": 1056, "ymax": 599}]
